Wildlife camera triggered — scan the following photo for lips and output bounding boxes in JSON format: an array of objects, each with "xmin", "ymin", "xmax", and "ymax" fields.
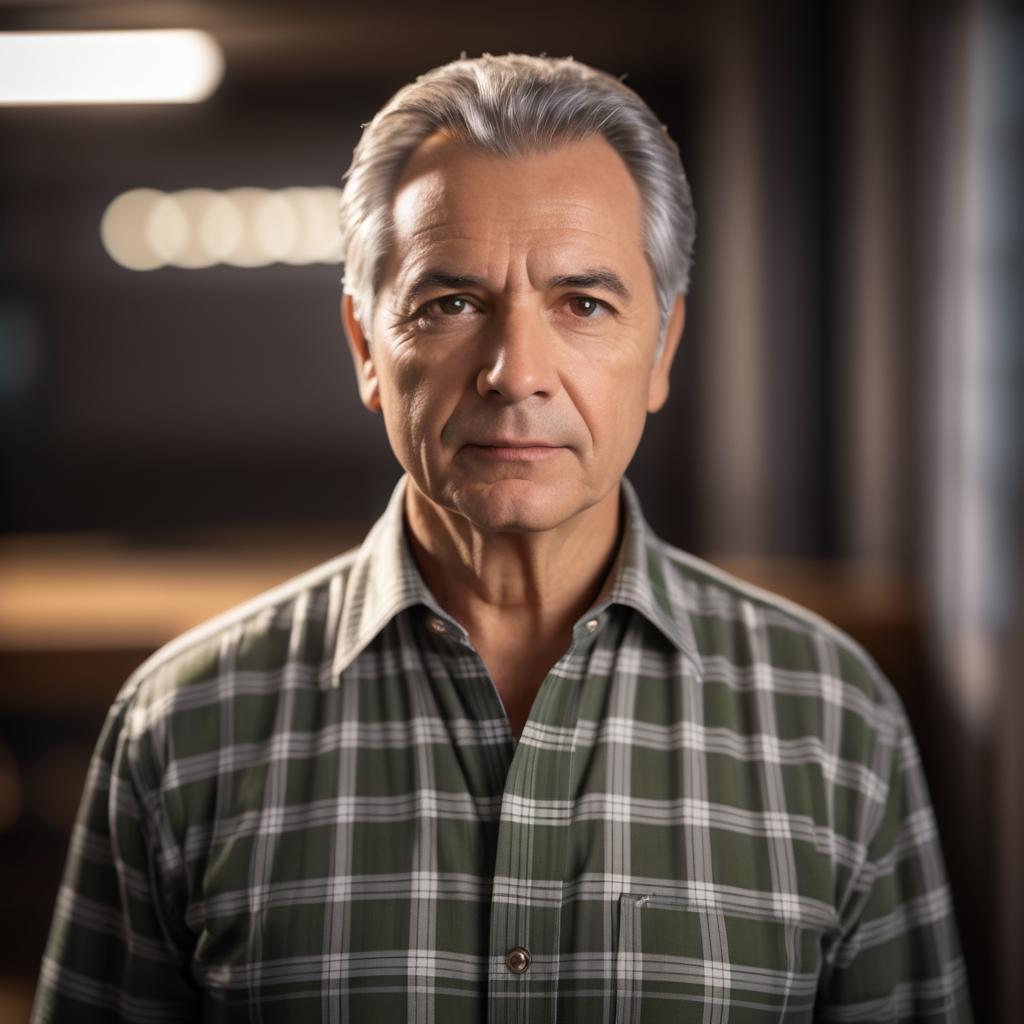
[
  {"xmin": 468, "ymin": 439, "xmax": 558, "ymax": 448},
  {"xmin": 460, "ymin": 441, "xmax": 565, "ymax": 462}
]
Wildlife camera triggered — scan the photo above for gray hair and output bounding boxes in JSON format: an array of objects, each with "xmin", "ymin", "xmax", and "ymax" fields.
[{"xmin": 339, "ymin": 53, "xmax": 696, "ymax": 339}]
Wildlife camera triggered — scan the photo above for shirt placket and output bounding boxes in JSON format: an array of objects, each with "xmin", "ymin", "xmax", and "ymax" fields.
[{"xmin": 485, "ymin": 620, "xmax": 600, "ymax": 1024}]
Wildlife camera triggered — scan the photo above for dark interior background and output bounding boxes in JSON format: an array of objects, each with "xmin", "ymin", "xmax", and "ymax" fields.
[{"xmin": 1, "ymin": 1, "xmax": 1021, "ymax": 1021}]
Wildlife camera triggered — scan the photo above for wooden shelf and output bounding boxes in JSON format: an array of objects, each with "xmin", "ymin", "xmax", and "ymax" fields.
[{"xmin": 0, "ymin": 530, "xmax": 923, "ymax": 711}]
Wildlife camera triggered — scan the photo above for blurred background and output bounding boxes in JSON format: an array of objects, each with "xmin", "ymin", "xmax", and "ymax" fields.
[{"xmin": 0, "ymin": 0, "xmax": 1021, "ymax": 1020}]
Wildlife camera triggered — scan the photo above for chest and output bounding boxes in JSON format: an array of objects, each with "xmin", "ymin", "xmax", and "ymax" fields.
[{"xmin": 175, "ymin": 624, "xmax": 839, "ymax": 1021}]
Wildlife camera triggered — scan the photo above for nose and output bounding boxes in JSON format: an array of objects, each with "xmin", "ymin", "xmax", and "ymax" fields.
[{"xmin": 476, "ymin": 303, "xmax": 561, "ymax": 402}]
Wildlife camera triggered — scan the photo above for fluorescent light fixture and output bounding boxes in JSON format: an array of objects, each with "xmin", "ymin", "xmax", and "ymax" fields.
[
  {"xmin": 0, "ymin": 30, "xmax": 224, "ymax": 106},
  {"xmin": 101, "ymin": 188, "xmax": 345, "ymax": 270}
]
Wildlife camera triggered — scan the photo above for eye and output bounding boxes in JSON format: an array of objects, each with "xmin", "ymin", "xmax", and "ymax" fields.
[
  {"xmin": 398, "ymin": 293, "xmax": 481, "ymax": 333},
  {"xmin": 429, "ymin": 295, "xmax": 474, "ymax": 316},
  {"xmin": 567, "ymin": 295, "xmax": 607, "ymax": 318}
]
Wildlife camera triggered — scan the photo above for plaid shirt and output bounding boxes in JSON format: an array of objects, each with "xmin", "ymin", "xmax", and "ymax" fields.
[{"xmin": 33, "ymin": 476, "xmax": 971, "ymax": 1022}]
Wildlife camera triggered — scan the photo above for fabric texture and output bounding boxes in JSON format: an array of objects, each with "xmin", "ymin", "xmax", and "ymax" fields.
[{"xmin": 32, "ymin": 476, "xmax": 972, "ymax": 1022}]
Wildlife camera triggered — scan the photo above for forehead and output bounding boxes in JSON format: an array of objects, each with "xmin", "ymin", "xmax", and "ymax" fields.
[{"xmin": 384, "ymin": 133, "xmax": 648, "ymax": 280}]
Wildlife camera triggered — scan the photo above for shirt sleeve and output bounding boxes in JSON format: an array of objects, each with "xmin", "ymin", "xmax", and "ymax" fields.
[
  {"xmin": 31, "ymin": 692, "xmax": 199, "ymax": 1023},
  {"xmin": 816, "ymin": 704, "xmax": 974, "ymax": 1022}
]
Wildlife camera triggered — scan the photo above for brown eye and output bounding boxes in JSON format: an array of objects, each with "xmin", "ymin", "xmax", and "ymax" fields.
[
  {"xmin": 569, "ymin": 296, "xmax": 603, "ymax": 318},
  {"xmin": 436, "ymin": 295, "xmax": 470, "ymax": 315}
]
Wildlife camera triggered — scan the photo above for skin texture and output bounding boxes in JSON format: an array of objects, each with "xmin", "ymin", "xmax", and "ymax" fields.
[{"xmin": 343, "ymin": 132, "xmax": 684, "ymax": 734}]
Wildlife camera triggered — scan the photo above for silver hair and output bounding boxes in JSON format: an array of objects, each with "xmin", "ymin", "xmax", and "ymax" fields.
[{"xmin": 339, "ymin": 53, "xmax": 696, "ymax": 340}]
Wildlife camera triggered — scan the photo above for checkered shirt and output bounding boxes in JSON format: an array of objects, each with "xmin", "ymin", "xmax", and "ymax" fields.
[{"xmin": 32, "ymin": 476, "xmax": 972, "ymax": 1022}]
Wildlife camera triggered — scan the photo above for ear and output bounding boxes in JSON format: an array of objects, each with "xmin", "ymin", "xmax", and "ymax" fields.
[
  {"xmin": 341, "ymin": 292, "xmax": 381, "ymax": 413},
  {"xmin": 646, "ymin": 295, "xmax": 685, "ymax": 413}
]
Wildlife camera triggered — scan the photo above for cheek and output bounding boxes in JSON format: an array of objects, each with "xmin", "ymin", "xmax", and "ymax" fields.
[
  {"xmin": 566, "ymin": 357, "xmax": 652, "ymax": 450},
  {"xmin": 380, "ymin": 353, "xmax": 456, "ymax": 450}
]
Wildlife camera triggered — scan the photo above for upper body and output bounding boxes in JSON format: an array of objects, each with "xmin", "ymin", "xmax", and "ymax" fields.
[
  {"xmin": 33, "ymin": 53, "xmax": 971, "ymax": 1022},
  {"xmin": 32, "ymin": 475, "xmax": 971, "ymax": 1022}
]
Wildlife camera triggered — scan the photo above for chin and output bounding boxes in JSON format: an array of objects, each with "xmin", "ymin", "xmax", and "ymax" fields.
[{"xmin": 446, "ymin": 477, "xmax": 589, "ymax": 534}]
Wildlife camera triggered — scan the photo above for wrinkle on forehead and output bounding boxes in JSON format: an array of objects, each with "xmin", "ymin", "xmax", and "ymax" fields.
[
  {"xmin": 393, "ymin": 131, "xmax": 643, "ymax": 232},
  {"xmin": 382, "ymin": 134, "xmax": 651, "ymax": 300}
]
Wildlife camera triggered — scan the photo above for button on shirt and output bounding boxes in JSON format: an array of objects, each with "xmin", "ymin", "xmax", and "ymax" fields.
[{"xmin": 33, "ymin": 477, "xmax": 972, "ymax": 1022}]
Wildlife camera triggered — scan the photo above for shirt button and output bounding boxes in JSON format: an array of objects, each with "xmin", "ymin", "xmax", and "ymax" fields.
[
  {"xmin": 585, "ymin": 618, "xmax": 600, "ymax": 634},
  {"xmin": 428, "ymin": 617, "xmax": 447, "ymax": 635},
  {"xmin": 504, "ymin": 946, "xmax": 530, "ymax": 974}
]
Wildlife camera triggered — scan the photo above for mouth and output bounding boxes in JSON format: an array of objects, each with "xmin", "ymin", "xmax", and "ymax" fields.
[{"xmin": 460, "ymin": 441, "xmax": 565, "ymax": 462}]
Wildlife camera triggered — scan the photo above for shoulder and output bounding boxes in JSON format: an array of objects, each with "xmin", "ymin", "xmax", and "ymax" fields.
[
  {"xmin": 111, "ymin": 547, "xmax": 361, "ymax": 739},
  {"xmin": 651, "ymin": 536, "xmax": 907, "ymax": 745}
]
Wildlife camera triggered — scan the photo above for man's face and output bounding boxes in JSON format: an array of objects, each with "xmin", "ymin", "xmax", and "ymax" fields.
[{"xmin": 344, "ymin": 132, "xmax": 682, "ymax": 535}]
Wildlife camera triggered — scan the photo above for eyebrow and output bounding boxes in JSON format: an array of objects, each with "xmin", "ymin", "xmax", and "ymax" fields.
[
  {"xmin": 399, "ymin": 266, "xmax": 633, "ymax": 307},
  {"xmin": 400, "ymin": 271, "xmax": 486, "ymax": 307},
  {"xmin": 548, "ymin": 269, "xmax": 632, "ymax": 303}
]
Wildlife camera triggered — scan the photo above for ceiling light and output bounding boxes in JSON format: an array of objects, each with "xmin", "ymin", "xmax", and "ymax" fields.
[{"xmin": 0, "ymin": 30, "xmax": 224, "ymax": 106}]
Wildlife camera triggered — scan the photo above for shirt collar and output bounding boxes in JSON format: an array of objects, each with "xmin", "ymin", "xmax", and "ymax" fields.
[
  {"xmin": 599, "ymin": 477, "xmax": 703, "ymax": 674},
  {"xmin": 329, "ymin": 476, "xmax": 447, "ymax": 681},
  {"xmin": 329, "ymin": 475, "xmax": 703, "ymax": 683}
]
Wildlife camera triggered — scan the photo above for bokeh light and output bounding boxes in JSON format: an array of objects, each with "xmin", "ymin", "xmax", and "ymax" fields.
[
  {"xmin": 0, "ymin": 30, "xmax": 224, "ymax": 106},
  {"xmin": 100, "ymin": 187, "xmax": 344, "ymax": 270}
]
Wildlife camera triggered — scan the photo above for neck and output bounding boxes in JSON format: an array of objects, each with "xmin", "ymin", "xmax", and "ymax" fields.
[{"xmin": 404, "ymin": 482, "xmax": 622, "ymax": 651}]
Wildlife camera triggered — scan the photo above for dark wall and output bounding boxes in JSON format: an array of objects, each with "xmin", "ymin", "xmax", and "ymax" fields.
[{"xmin": 1, "ymin": 1, "xmax": 1012, "ymax": 1019}]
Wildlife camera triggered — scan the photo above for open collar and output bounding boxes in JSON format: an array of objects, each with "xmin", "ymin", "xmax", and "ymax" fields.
[{"xmin": 329, "ymin": 475, "xmax": 703, "ymax": 683}]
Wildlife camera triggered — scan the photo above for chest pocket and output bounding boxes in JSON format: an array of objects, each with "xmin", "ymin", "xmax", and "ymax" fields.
[{"xmin": 615, "ymin": 894, "xmax": 821, "ymax": 1023}]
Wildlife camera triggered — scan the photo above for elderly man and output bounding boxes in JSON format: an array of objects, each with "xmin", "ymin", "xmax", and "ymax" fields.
[{"xmin": 34, "ymin": 54, "xmax": 971, "ymax": 1022}]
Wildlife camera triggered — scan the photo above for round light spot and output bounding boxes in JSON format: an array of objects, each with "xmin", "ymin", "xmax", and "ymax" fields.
[
  {"xmin": 100, "ymin": 188, "xmax": 165, "ymax": 271},
  {"xmin": 282, "ymin": 186, "xmax": 343, "ymax": 264},
  {"xmin": 222, "ymin": 187, "xmax": 272, "ymax": 267},
  {"xmin": 254, "ymin": 190, "xmax": 298, "ymax": 264},
  {"xmin": 145, "ymin": 193, "xmax": 189, "ymax": 264},
  {"xmin": 168, "ymin": 188, "xmax": 234, "ymax": 268},
  {"xmin": 198, "ymin": 190, "xmax": 243, "ymax": 263}
]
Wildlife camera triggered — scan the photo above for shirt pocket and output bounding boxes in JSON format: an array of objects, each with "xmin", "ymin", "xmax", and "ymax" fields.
[{"xmin": 615, "ymin": 893, "xmax": 821, "ymax": 1023}]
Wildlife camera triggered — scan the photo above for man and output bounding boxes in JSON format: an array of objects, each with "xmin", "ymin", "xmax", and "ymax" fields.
[{"xmin": 33, "ymin": 54, "xmax": 971, "ymax": 1022}]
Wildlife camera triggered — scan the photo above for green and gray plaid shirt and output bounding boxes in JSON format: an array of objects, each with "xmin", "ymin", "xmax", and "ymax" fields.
[{"xmin": 33, "ymin": 477, "xmax": 971, "ymax": 1023}]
